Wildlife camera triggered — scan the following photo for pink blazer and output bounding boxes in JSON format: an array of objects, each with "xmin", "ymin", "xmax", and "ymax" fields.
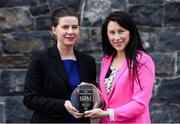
[{"xmin": 99, "ymin": 51, "xmax": 155, "ymax": 123}]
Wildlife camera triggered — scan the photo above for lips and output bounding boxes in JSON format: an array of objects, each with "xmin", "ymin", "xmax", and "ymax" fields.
[
  {"xmin": 65, "ymin": 37, "xmax": 74, "ymax": 41},
  {"xmin": 114, "ymin": 41, "xmax": 123, "ymax": 45},
  {"xmin": 113, "ymin": 41, "xmax": 124, "ymax": 47}
]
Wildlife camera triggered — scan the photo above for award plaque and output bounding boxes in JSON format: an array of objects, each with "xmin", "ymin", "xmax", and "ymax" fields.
[
  {"xmin": 71, "ymin": 83, "xmax": 104, "ymax": 113},
  {"xmin": 79, "ymin": 85, "xmax": 93, "ymax": 112}
]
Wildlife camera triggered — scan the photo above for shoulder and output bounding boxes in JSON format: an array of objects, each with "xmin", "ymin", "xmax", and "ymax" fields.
[
  {"xmin": 137, "ymin": 51, "xmax": 155, "ymax": 71},
  {"xmin": 75, "ymin": 49, "xmax": 94, "ymax": 60},
  {"xmin": 137, "ymin": 51, "xmax": 154, "ymax": 64},
  {"xmin": 103, "ymin": 55, "xmax": 112, "ymax": 60},
  {"xmin": 75, "ymin": 49, "xmax": 95, "ymax": 63},
  {"xmin": 30, "ymin": 48, "xmax": 50, "ymax": 61},
  {"xmin": 101, "ymin": 55, "xmax": 112, "ymax": 63}
]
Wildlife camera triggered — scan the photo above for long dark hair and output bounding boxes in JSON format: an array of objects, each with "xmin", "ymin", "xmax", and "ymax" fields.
[{"xmin": 101, "ymin": 11, "xmax": 145, "ymax": 89}]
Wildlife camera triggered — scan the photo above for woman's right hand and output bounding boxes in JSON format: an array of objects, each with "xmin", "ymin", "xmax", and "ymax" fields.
[{"xmin": 64, "ymin": 100, "xmax": 84, "ymax": 118}]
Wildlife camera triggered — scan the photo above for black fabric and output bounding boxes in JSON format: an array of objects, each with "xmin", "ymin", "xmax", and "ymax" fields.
[
  {"xmin": 105, "ymin": 67, "xmax": 112, "ymax": 78},
  {"xmin": 23, "ymin": 45, "xmax": 97, "ymax": 123}
]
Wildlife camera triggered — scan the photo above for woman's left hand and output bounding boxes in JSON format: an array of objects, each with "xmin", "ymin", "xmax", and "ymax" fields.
[
  {"xmin": 84, "ymin": 108, "xmax": 109, "ymax": 118},
  {"xmin": 64, "ymin": 100, "xmax": 84, "ymax": 118}
]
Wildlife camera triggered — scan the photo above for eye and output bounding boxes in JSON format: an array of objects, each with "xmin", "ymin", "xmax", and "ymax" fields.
[
  {"xmin": 61, "ymin": 25, "xmax": 69, "ymax": 29},
  {"xmin": 108, "ymin": 31, "xmax": 115, "ymax": 35},
  {"xmin": 72, "ymin": 25, "xmax": 79, "ymax": 29},
  {"xmin": 118, "ymin": 29, "xmax": 125, "ymax": 33}
]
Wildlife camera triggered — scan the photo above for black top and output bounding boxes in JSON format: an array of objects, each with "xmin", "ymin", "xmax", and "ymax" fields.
[{"xmin": 23, "ymin": 45, "xmax": 97, "ymax": 123}]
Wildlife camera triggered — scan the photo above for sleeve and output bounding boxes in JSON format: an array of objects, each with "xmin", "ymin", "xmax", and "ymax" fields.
[
  {"xmin": 113, "ymin": 54, "xmax": 155, "ymax": 122},
  {"xmin": 23, "ymin": 53, "xmax": 68, "ymax": 115},
  {"xmin": 107, "ymin": 109, "xmax": 115, "ymax": 121}
]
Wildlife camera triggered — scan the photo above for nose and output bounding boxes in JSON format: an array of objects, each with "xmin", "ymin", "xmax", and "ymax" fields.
[
  {"xmin": 67, "ymin": 27, "xmax": 73, "ymax": 34},
  {"xmin": 114, "ymin": 33, "xmax": 120, "ymax": 40}
]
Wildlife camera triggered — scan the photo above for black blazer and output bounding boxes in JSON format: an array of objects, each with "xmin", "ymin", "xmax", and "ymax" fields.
[{"xmin": 23, "ymin": 45, "xmax": 96, "ymax": 123}]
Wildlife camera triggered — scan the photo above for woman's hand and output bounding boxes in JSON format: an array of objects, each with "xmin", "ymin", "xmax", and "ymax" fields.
[
  {"xmin": 84, "ymin": 108, "xmax": 109, "ymax": 118},
  {"xmin": 79, "ymin": 82, "xmax": 92, "ymax": 86},
  {"xmin": 64, "ymin": 100, "xmax": 84, "ymax": 118}
]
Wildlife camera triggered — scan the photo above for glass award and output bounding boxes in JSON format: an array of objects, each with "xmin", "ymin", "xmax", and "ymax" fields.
[{"xmin": 71, "ymin": 83, "xmax": 104, "ymax": 113}]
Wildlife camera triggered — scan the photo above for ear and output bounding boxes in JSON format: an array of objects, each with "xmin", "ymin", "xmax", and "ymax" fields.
[{"xmin": 52, "ymin": 26, "xmax": 56, "ymax": 34}]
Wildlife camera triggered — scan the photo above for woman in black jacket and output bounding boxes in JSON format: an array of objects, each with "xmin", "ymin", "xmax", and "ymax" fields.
[{"xmin": 23, "ymin": 4, "xmax": 96, "ymax": 123}]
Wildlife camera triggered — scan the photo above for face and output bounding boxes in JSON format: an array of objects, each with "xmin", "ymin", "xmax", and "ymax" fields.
[
  {"xmin": 107, "ymin": 21, "xmax": 130, "ymax": 53},
  {"xmin": 52, "ymin": 16, "xmax": 80, "ymax": 47}
]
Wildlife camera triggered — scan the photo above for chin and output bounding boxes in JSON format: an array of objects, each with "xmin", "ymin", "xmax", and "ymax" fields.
[{"xmin": 115, "ymin": 47, "xmax": 125, "ymax": 52}]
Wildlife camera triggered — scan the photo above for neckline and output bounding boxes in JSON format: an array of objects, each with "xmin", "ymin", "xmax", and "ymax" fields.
[
  {"xmin": 62, "ymin": 59, "xmax": 76, "ymax": 62},
  {"xmin": 110, "ymin": 56, "xmax": 125, "ymax": 70}
]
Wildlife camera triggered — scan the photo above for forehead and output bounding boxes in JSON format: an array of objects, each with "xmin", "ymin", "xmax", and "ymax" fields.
[
  {"xmin": 58, "ymin": 16, "xmax": 79, "ymax": 25},
  {"xmin": 107, "ymin": 21, "xmax": 122, "ymax": 29}
]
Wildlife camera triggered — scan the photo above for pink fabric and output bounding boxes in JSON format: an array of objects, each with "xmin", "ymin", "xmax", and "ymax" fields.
[{"xmin": 99, "ymin": 51, "xmax": 155, "ymax": 123}]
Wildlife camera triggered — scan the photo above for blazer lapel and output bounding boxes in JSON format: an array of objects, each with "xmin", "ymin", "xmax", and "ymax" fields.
[
  {"xmin": 100, "ymin": 55, "xmax": 113, "ymax": 106},
  {"xmin": 49, "ymin": 45, "xmax": 71, "ymax": 89},
  {"xmin": 108, "ymin": 59, "xmax": 128, "ymax": 98}
]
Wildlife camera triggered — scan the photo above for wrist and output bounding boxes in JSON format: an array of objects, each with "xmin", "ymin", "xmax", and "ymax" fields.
[
  {"xmin": 107, "ymin": 109, "xmax": 115, "ymax": 121},
  {"xmin": 101, "ymin": 110, "xmax": 109, "ymax": 118}
]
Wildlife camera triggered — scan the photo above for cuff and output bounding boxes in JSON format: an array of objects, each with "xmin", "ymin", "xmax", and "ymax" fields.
[{"xmin": 107, "ymin": 108, "xmax": 115, "ymax": 121}]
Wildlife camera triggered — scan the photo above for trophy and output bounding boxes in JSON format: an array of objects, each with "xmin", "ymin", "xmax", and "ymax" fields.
[{"xmin": 71, "ymin": 83, "xmax": 104, "ymax": 113}]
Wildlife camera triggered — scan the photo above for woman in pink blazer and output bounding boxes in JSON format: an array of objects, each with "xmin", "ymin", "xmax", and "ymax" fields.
[{"xmin": 84, "ymin": 11, "xmax": 155, "ymax": 123}]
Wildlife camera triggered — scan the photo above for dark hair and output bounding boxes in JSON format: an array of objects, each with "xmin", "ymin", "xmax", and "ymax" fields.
[
  {"xmin": 101, "ymin": 11, "xmax": 146, "ymax": 89},
  {"xmin": 51, "ymin": 4, "xmax": 80, "ymax": 27}
]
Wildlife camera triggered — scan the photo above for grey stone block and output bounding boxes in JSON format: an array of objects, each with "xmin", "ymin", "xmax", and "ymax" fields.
[
  {"xmin": 177, "ymin": 52, "xmax": 180, "ymax": 74},
  {"xmin": 5, "ymin": 96, "xmax": 32, "ymax": 123},
  {"xmin": 0, "ymin": 69, "xmax": 26, "ymax": 95},
  {"xmin": 129, "ymin": 0, "xmax": 164, "ymax": 4},
  {"xmin": 165, "ymin": 2, "xmax": 180, "ymax": 26},
  {"xmin": 152, "ymin": 53, "xmax": 175, "ymax": 76},
  {"xmin": 129, "ymin": 5, "xmax": 163, "ymax": 26},
  {"xmin": 30, "ymin": 5, "xmax": 50, "ymax": 16},
  {"xmin": 36, "ymin": 16, "xmax": 51, "ymax": 31},
  {"xmin": 140, "ymin": 32, "xmax": 156, "ymax": 52},
  {"xmin": 82, "ymin": 0, "xmax": 111, "ymax": 26},
  {"xmin": 2, "ymin": 31, "xmax": 52, "ymax": 54},
  {"xmin": 0, "ymin": 7, "xmax": 33, "ymax": 33},
  {"xmin": 157, "ymin": 28, "xmax": 180, "ymax": 52},
  {"xmin": 49, "ymin": 0, "xmax": 81, "ymax": 10},
  {"xmin": 150, "ymin": 102, "xmax": 180, "ymax": 123},
  {"xmin": 157, "ymin": 78, "xmax": 180, "ymax": 103},
  {"xmin": 0, "ymin": 99, "xmax": 6, "ymax": 123}
]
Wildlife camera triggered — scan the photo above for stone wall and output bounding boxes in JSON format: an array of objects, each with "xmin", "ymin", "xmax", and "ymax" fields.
[{"xmin": 0, "ymin": 0, "xmax": 180, "ymax": 123}]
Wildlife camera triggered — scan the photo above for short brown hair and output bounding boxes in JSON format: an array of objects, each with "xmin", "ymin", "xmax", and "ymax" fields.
[{"xmin": 51, "ymin": 4, "xmax": 80, "ymax": 27}]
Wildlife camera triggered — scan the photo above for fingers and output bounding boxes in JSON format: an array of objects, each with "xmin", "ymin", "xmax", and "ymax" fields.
[
  {"xmin": 84, "ymin": 109, "xmax": 96, "ymax": 118},
  {"xmin": 84, "ymin": 110, "xmax": 92, "ymax": 117},
  {"xmin": 64, "ymin": 100, "xmax": 76, "ymax": 114},
  {"xmin": 64, "ymin": 100, "xmax": 84, "ymax": 118},
  {"xmin": 64, "ymin": 100, "xmax": 74, "ymax": 112},
  {"xmin": 84, "ymin": 108, "xmax": 102, "ymax": 118},
  {"xmin": 70, "ymin": 108, "xmax": 84, "ymax": 118},
  {"xmin": 72, "ymin": 111, "xmax": 84, "ymax": 118},
  {"xmin": 79, "ymin": 82, "xmax": 94, "ymax": 86},
  {"xmin": 79, "ymin": 82, "xmax": 88, "ymax": 86}
]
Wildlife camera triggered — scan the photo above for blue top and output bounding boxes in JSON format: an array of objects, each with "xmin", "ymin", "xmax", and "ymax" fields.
[
  {"xmin": 63, "ymin": 60, "xmax": 81, "ymax": 123},
  {"xmin": 63, "ymin": 60, "xmax": 80, "ymax": 91}
]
